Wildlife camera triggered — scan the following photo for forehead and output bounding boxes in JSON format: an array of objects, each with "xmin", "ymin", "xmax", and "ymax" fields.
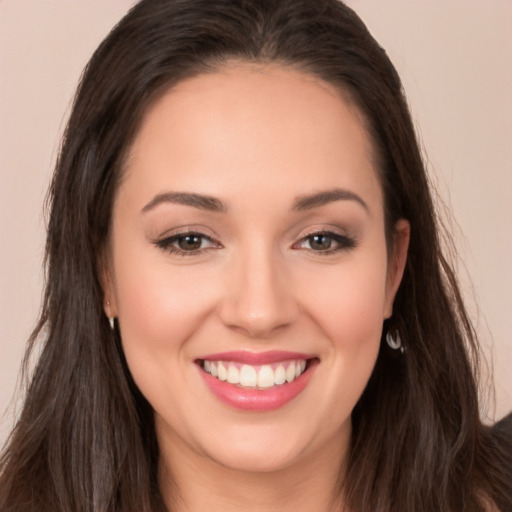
[{"xmin": 121, "ymin": 63, "xmax": 381, "ymax": 212}]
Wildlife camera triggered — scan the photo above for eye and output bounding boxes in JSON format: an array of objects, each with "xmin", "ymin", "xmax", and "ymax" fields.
[
  {"xmin": 294, "ymin": 231, "xmax": 356, "ymax": 253},
  {"xmin": 306, "ymin": 233, "xmax": 334, "ymax": 251},
  {"xmin": 155, "ymin": 231, "xmax": 220, "ymax": 255},
  {"xmin": 175, "ymin": 233, "xmax": 206, "ymax": 251}
]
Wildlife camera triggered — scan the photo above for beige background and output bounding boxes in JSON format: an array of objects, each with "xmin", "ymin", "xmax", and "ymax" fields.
[{"xmin": 1, "ymin": 1, "xmax": 511, "ymax": 444}]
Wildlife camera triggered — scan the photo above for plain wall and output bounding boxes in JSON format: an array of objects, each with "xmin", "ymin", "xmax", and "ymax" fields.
[{"xmin": 1, "ymin": 0, "xmax": 511, "ymax": 444}]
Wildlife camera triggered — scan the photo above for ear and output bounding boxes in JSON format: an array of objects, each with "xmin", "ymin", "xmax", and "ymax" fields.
[
  {"xmin": 383, "ymin": 219, "xmax": 410, "ymax": 319},
  {"xmin": 98, "ymin": 250, "xmax": 118, "ymax": 319}
]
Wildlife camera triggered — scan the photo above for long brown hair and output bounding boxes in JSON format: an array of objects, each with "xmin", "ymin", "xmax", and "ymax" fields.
[{"xmin": 1, "ymin": 1, "xmax": 510, "ymax": 511}]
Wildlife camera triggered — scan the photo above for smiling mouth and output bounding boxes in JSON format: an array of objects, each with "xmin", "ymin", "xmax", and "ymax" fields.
[
  {"xmin": 196, "ymin": 353, "xmax": 319, "ymax": 411},
  {"xmin": 198, "ymin": 358, "xmax": 314, "ymax": 389}
]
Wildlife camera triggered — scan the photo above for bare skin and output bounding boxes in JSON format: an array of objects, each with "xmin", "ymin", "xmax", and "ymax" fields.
[
  {"xmin": 104, "ymin": 63, "xmax": 409, "ymax": 511},
  {"xmin": 158, "ymin": 423, "xmax": 348, "ymax": 511}
]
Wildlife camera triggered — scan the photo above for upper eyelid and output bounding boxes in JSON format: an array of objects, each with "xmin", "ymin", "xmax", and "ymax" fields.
[
  {"xmin": 153, "ymin": 225, "xmax": 219, "ymax": 241},
  {"xmin": 152, "ymin": 225, "xmax": 355, "ymax": 247},
  {"xmin": 154, "ymin": 232, "xmax": 222, "ymax": 257},
  {"xmin": 292, "ymin": 229, "xmax": 357, "ymax": 251},
  {"xmin": 297, "ymin": 231, "xmax": 352, "ymax": 243},
  {"xmin": 294, "ymin": 225, "xmax": 350, "ymax": 240},
  {"xmin": 157, "ymin": 231, "xmax": 218, "ymax": 245}
]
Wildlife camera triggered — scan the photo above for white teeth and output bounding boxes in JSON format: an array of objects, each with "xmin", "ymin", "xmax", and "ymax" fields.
[
  {"xmin": 240, "ymin": 364, "xmax": 257, "ymax": 387},
  {"xmin": 274, "ymin": 365, "xmax": 286, "ymax": 385},
  {"xmin": 286, "ymin": 362, "xmax": 296, "ymax": 383},
  {"xmin": 202, "ymin": 359, "xmax": 308, "ymax": 389},
  {"xmin": 217, "ymin": 362, "xmax": 227, "ymax": 381},
  {"xmin": 227, "ymin": 365, "xmax": 239, "ymax": 384},
  {"xmin": 258, "ymin": 365, "xmax": 275, "ymax": 388}
]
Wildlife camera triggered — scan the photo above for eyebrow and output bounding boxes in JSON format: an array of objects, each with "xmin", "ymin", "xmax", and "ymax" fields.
[
  {"xmin": 292, "ymin": 188, "xmax": 369, "ymax": 213},
  {"xmin": 141, "ymin": 192, "xmax": 226, "ymax": 213},
  {"xmin": 141, "ymin": 187, "xmax": 368, "ymax": 215}
]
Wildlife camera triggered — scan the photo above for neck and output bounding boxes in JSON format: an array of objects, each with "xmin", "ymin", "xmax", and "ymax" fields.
[{"xmin": 158, "ymin": 427, "xmax": 350, "ymax": 512}]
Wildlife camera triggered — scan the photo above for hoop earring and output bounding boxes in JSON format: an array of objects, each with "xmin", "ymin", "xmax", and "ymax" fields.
[{"xmin": 386, "ymin": 330, "xmax": 404, "ymax": 354}]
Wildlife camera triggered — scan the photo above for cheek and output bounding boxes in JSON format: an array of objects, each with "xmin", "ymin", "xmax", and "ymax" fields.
[
  {"xmin": 117, "ymin": 269, "xmax": 205, "ymax": 335},
  {"xmin": 299, "ymin": 255, "xmax": 389, "ymax": 346},
  {"xmin": 110, "ymin": 237, "xmax": 219, "ymax": 372},
  {"xmin": 111, "ymin": 252, "xmax": 220, "ymax": 422},
  {"xmin": 290, "ymin": 255, "xmax": 388, "ymax": 439},
  {"xmin": 297, "ymin": 251, "xmax": 388, "ymax": 402}
]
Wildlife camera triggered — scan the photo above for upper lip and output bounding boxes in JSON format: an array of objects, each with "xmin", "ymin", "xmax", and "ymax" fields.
[{"xmin": 198, "ymin": 350, "xmax": 315, "ymax": 365}]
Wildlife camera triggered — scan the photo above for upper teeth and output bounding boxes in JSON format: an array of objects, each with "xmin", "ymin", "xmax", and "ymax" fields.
[{"xmin": 203, "ymin": 360, "xmax": 307, "ymax": 389}]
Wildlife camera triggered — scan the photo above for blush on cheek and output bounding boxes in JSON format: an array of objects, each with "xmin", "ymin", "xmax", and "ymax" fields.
[
  {"xmin": 116, "ymin": 256, "xmax": 215, "ymax": 338},
  {"xmin": 314, "ymin": 281, "xmax": 386, "ymax": 340}
]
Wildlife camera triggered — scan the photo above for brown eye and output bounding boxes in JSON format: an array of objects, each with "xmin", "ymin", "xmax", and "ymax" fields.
[
  {"xmin": 177, "ymin": 234, "xmax": 203, "ymax": 251},
  {"xmin": 308, "ymin": 234, "xmax": 333, "ymax": 251},
  {"xmin": 294, "ymin": 231, "xmax": 357, "ymax": 254},
  {"xmin": 155, "ymin": 231, "xmax": 220, "ymax": 255}
]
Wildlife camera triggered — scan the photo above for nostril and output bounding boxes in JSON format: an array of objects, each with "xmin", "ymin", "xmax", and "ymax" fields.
[{"xmin": 218, "ymin": 300, "xmax": 300, "ymax": 338}]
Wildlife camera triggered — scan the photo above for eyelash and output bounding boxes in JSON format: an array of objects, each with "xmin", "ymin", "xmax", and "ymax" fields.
[
  {"xmin": 154, "ymin": 231, "xmax": 221, "ymax": 256},
  {"xmin": 293, "ymin": 231, "xmax": 357, "ymax": 254},
  {"xmin": 154, "ymin": 230, "xmax": 356, "ymax": 256}
]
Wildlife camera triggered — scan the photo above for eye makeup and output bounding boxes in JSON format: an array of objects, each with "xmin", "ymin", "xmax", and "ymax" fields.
[
  {"xmin": 153, "ymin": 228, "xmax": 222, "ymax": 257},
  {"xmin": 292, "ymin": 230, "xmax": 357, "ymax": 254}
]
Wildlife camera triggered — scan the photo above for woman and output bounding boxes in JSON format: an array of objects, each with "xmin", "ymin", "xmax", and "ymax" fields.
[{"xmin": 0, "ymin": 1, "xmax": 510, "ymax": 511}]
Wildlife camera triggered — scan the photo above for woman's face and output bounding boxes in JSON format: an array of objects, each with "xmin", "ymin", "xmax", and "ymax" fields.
[{"xmin": 105, "ymin": 64, "xmax": 408, "ymax": 476}]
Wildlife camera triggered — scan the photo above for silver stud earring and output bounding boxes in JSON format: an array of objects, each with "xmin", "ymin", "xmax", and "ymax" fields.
[{"xmin": 386, "ymin": 330, "xmax": 404, "ymax": 353}]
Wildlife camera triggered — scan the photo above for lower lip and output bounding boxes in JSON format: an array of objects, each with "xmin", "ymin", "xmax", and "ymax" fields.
[{"xmin": 198, "ymin": 360, "xmax": 317, "ymax": 412}]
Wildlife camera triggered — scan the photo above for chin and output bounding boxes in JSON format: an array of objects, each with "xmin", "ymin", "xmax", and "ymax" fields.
[
  {"xmin": 196, "ymin": 415, "xmax": 349, "ymax": 475},
  {"xmin": 206, "ymin": 438, "xmax": 307, "ymax": 474}
]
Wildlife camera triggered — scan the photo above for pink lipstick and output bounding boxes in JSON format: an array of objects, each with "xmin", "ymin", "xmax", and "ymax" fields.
[{"xmin": 196, "ymin": 351, "xmax": 318, "ymax": 412}]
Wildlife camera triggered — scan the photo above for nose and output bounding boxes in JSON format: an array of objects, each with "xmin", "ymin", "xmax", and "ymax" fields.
[{"xmin": 218, "ymin": 247, "xmax": 299, "ymax": 339}]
